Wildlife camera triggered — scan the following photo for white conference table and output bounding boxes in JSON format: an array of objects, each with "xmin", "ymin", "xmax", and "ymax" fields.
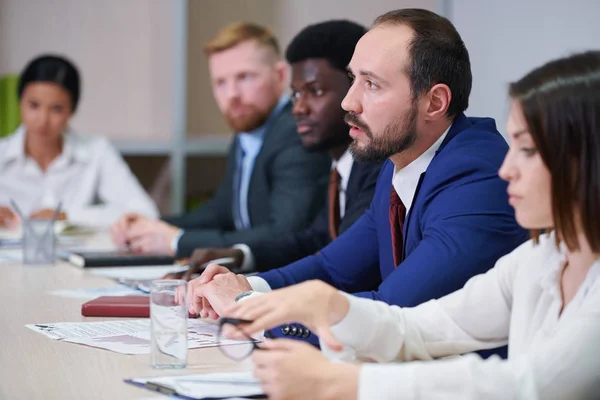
[{"xmin": 0, "ymin": 230, "xmax": 253, "ymax": 399}]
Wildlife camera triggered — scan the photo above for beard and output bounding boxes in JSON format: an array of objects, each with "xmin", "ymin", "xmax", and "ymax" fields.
[
  {"xmin": 225, "ymin": 102, "xmax": 271, "ymax": 132},
  {"xmin": 347, "ymin": 101, "xmax": 418, "ymax": 163}
]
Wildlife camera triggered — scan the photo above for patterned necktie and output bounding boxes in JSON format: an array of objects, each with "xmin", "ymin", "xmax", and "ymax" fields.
[
  {"xmin": 328, "ymin": 168, "xmax": 341, "ymax": 240},
  {"xmin": 389, "ymin": 188, "xmax": 406, "ymax": 267}
]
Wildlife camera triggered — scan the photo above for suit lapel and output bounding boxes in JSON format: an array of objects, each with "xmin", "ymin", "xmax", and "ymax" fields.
[{"xmin": 246, "ymin": 100, "xmax": 293, "ymax": 224}]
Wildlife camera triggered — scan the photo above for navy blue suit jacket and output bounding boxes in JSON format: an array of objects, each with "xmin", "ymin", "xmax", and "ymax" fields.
[{"xmin": 259, "ymin": 115, "xmax": 528, "ymax": 353}]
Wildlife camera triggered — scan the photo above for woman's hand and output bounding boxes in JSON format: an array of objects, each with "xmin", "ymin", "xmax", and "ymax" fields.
[
  {"xmin": 0, "ymin": 207, "xmax": 18, "ymax": 228},
  {"xmin": 224, "ymin": 280, "xmax": 350, "ymax": 350},
  {"xmin": 252, "ymin": 339, "xmax": 359, "ymax": 400},
  {"xmin": 29, "ymin": 209, "xmax": 67, "ymax": 220}
]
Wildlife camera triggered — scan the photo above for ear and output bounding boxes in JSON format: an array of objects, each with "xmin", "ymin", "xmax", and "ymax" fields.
[
  {"xmin": 274, "ymin": 60, "xmax": 290, "ymax": 88},
  {"xmin": 424, "ymin": 83, "xmax": 451, "ymax": 121}
]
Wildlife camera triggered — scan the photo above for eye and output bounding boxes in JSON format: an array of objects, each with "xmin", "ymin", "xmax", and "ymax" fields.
[
  {"xmin": 28, "ymin": 101, "xmax": 39, "ymax": 109},
  {"xmin": 291, "ymin": 90, "xmax": 300, "ymax": 103},
  {"xmin": 365, "ymin": 80, "xmax": 378, "ymax": 90},
  {"xmin": 310, "ymin": 87, "xmax": 324, "ymax": 96},
  {"xmin": 347, "ymin": 73, "xmax": 355, "ymax": 84},
  {"xmin": 52, "ymin": 105, "xmax": 65, "ymax": 113},
  {"xmin": 520, "ymin": 147, "xmax": 538, "ymax": 157}
]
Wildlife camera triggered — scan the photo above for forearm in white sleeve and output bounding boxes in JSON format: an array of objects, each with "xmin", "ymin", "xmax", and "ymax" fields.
[
  {"xmin": 231, "ymin": 243, "xmax": 255, "ymax": 272},
  {"xmin": 247, "ymin": 276, "xmax": 272, "ymax": 293}
]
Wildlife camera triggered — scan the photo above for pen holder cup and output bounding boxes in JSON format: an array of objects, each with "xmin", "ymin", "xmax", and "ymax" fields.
[{"xmin": 22, "ymin": 219, "xmax": 56, "ymax": 265}]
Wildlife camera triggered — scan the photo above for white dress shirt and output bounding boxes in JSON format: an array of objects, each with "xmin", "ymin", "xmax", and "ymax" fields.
[
  {"xmin": 331, "ymin": 149, "xmax": 354, "ymax": 220},
  {"xmin": 323, "ymin": 232, "xmax": 600, "ymax": 399},
  {"xmin": 0, "ymin": 125, "xmax": 158, "ymax": 227},
  {"xmin": 247, "ymin": 126, "xmax": 449, "ymax": 291},
  {"xmin": 234, "ymin": 149, "xmax": 354, "ymax": 272}
]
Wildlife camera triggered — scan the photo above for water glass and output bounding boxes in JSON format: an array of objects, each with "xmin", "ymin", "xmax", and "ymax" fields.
[
  {"xmin": 22, "ymin": 219, "xmax": 56, "ymax": 265},
  {"xmin": 150, "ymin": 280, "xmax": 188, "ymax": 369}
]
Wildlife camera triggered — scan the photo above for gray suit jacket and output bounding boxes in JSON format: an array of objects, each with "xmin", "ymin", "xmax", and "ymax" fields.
[{"xmin": 164, "ymin": 101, "xmax": 331, "ymax": 257}]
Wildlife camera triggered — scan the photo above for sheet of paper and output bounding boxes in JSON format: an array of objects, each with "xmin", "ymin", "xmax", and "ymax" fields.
[
  {"xmin": 26, "ymin": 319, "xmax": 253, "ymax": 354},
  {"xmin": 49, "ymin": 284, "xmax": 147, "ymax": 299},
  {"xmin": 129, "ymin": 371, "xmax": 264, "ymax": 399},
  {"xmin": 26, "ymin": 319, "xmax": 149, "ymax": 340},
  {"xmin": 89, "ymin": 265, "xmax": 183, "ymax": 280},
  {"xmin": 0, "ymin": 248, "xmax": 23, "ymax": 263}
]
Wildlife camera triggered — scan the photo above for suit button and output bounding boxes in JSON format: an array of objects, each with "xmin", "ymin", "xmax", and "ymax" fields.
[
  {"xmin": 281, "ymin": 325, "xmax": 290, "ymax": 335},
  {"xmin": 289, "ymin": 326, "xmax": 298, "ymax": 336}
]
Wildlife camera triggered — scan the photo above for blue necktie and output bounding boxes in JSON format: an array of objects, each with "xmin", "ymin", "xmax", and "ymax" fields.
[{"xmin": 232, "ymin": 142, "xmax": 246, "ymax": 230}]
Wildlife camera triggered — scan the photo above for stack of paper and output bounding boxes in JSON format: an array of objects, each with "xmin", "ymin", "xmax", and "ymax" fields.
[{"xmin": 25, "ymin": 319, "xmax": 252, "ymax": 354}]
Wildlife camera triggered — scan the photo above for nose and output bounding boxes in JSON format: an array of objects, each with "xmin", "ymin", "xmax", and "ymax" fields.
[
  {"xmin": 341, "ymin": 82, "xmax": 362, "ymax": 114},
  {"xmin": 292, "ymin": 93, "xmax": 309, "ymax": 117},
  {"xmin": 498, "ymin": 149, "xmax": 516, "ymax": 182},
  {"xmin": 224, "ymin": 81, "xmax": 241, "ymax": 103}
]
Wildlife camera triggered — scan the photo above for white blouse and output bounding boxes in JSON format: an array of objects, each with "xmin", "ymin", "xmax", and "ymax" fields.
[
  {"xmin": 0, "ymin": 125, "xmax": 158, "ymax": 227},
  {"xmin": 325, "ymin": 233, "xmax": 600, "ymax": 399}
]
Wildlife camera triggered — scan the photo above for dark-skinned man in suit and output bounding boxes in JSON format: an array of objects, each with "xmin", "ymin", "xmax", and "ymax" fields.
[
  {"xmin": 169, "ymin": 20, "xmax": 383, "ymax": 279},
  {"xmin": 110, "ymin": 22, "xmax": 330, "ymax": 258}
]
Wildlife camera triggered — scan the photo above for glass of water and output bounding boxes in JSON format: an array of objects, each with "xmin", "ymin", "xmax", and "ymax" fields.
[
  {"xmin": 22, "ymin": 219, "xmax": 56, "ymax": 265},
  {"xmin": 150, "ymin": 280, "xmax": 188, "ymax": 369}
]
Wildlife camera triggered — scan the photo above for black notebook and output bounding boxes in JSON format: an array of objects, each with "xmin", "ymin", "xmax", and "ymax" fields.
[{"xmin": 59, "ymin": 250, "xmax": 175, "ymax": 268}]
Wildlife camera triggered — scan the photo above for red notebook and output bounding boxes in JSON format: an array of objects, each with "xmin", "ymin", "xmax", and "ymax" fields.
[
  {"xmin": 81, "ymin": 296, "xmax": 198, "ymax": 318},
  {"xmin": 82, "ymin": 296, "xmax": 150, "ymax": 317}
]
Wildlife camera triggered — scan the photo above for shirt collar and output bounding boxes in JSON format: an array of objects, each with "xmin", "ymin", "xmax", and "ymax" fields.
[
  {"xmin": 392, "ymin": 124, "xmax": 451, "ymax": 210},
  {"xmin": 331, "ymin": 148, "xmax": 354, "ymax": 191},
  {"xmin": 0, "ymin": 124, "xmax": 89, "ymax": 167}
]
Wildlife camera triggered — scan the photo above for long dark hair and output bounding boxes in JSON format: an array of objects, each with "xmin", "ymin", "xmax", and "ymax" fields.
[{"xmin": 509, "ymin": 51, "xmax": 600, "ymax": 252}]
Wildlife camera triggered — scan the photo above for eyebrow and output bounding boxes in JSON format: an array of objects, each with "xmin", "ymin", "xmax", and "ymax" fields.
[
  {"xmin": 346, "ymin": 67, "xmax": 389, "ymax": 85},
  {"xmin": 511, "ymin": 129, "xmax": 530, "ymax": 140},
  {"xmin": 290, "ymin": 78, "xmax": 320, "ymax": 90}
]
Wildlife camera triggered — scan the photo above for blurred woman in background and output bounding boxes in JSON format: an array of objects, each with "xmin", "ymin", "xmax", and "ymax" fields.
[{"xmin": 0, "ymin": 55, "xmax": 157, "ymax": 228}]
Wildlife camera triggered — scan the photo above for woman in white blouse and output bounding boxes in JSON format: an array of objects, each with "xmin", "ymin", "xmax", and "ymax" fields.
[
  {"xmin": 223, "ymin": 51, "xmax": 600, "ymax": 399},
  {"xmin": 0, "ymin": 55, "xmax": 158, "ymax": 228}
]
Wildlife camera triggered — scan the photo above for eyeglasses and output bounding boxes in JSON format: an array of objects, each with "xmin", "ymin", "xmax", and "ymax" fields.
[{"xmin": 216, "ymin": 318, "xmax": 275, "ymax": 361}]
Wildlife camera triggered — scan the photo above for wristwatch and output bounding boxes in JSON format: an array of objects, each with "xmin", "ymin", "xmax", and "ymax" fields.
[{"xmin": 234, "ymin": 290, "xmax": 255, "ymax": 303}]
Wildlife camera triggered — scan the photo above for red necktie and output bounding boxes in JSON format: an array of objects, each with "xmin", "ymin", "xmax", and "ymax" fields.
[
  {"xmin": 328, "ymin": 169, "xmax": 341, "ymax": 240},
  {"xmin": 389, "ymin": 188, "xmax": 406, "ymax": 267}
]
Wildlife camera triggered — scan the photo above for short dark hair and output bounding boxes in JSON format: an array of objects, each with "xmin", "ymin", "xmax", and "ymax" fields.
[
  {"xmin": 285, "ymin": 20, "xmax": 366, "ymax": 72},
  {"xmin": 509, "ymin": 50, "xmax": 600, "ymax": 252},
  {"xmin": 18, "ymin": 54, "xmax": 81, "ymax": 112},
  {"xmin": 374, "ymin": 9, "xmax": 471, "ymax": 118}
]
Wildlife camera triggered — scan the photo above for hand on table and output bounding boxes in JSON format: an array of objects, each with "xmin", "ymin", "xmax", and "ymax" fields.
[
  {"xmin": 29, "ymin": 208, "xmax": 67, "ymax": 220},
  {"xmin": 119, "ymin": 216, "xmax": 179, "ymax": 255},
  {"xmin": 0, "ymin": 206, "xmax": 18, "ymax": 228},
  {"xmin": 184, "ymin": 264, "xmax": 252, "ymax": 319},
  {"xmin": 252, "ymin": 339, "xmax": 359, "ymax": 400},
  {"xmin": 224, "ymin": 280, "xmax": 349, "ymax": 350}
]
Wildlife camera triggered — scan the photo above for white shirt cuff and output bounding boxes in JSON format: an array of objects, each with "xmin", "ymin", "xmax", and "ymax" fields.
[
  {"xmin": 231, "ymin": 243, "xmax": 255, "ymax": 271},
  {"xmin": 325, "ymin": 292, "xmax": 380, "ymax": 355},
  {"xmin": 171, "ymin": 229, "xmax": 184, "ymax": 253},
  {"xmin": 359, "ymin": 363, "xmax": 415, "ymax": 400},
  {"xmin": 247, "ymin": 276, "xmax": 272, "ymax": 293}
]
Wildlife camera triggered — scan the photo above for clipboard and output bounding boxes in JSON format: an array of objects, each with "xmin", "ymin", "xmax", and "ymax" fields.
[{"xmin": 124, "ymin": 371, "xmax": 266, "ymax": 399}]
